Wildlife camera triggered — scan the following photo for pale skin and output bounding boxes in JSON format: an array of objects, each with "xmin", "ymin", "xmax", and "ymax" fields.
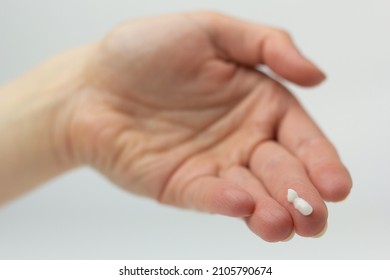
[{"xmin": 0, "ymin": 12, "xmax": 352, "ymax": 242}]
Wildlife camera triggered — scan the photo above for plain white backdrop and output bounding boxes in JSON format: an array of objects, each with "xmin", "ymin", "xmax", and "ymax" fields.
[{"xmin": 1, "ymin": 0, "xmax": 389, "ymax": 259}]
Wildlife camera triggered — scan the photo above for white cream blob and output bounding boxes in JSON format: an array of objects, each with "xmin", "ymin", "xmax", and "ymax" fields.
[
  {"xmin": 287, "ymin": 189, "xmax": 298, "ymax": 202},
  {"xmin": 287, "ymin": 188, "xmax": 313, "ymax": 216}
]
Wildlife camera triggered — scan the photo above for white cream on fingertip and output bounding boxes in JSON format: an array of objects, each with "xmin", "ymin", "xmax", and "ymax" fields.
[
  {"xmin": 287, "ymin": 188, "xmax": 313, "ymax": 216},
  {"xmin": 287, "ymin": 189, "xmax": 298, "ymax": 202}
]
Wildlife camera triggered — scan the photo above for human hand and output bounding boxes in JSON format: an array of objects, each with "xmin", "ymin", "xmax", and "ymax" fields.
[
  {"xmin": 1, "ymin": 12, "xmax": 352, "ymax": 242},
  {"xmin": 65, "ymin": 12, "xmax": 352, "ymax": 241}
]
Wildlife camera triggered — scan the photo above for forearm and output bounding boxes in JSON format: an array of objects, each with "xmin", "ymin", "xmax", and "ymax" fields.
[{"xmin": 0, "ymin": 47, "xmax": 90, "ymax": 204}]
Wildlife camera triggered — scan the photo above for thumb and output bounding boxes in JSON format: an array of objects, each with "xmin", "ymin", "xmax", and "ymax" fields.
[{"xmin": 190, "ymin": 12, "xmax": 326, "ymax": 87}]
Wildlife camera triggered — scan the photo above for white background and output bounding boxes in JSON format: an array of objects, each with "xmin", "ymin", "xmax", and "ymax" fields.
[{"xmin": 0, "ymin": 0, "xmax": 389, "ymax": 259}]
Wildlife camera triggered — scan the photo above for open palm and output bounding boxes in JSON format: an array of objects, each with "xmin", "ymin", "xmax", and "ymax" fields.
[{"xmin": 69, "ymin": 12, "xmax": 352, "ymax": 241}]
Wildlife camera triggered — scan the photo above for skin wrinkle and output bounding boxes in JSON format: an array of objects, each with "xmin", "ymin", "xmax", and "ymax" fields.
[
  {"xmin": 158, "ymin": 126, "xmax": 240, "ymax": 203},
  {"xmin": 184, "ymin": 12, "xmax": 232, "ymax": 63},
  {"xmin": 158, "ymin": 75, "xmax": 289, "ymax": 205},
  {"xmin": 68, "ymin": 93, "xmax": 108, "ymax": 164},
  {"xmin": 138, "ymin": 75, "xmax": 264, "ymax": 183},
  {"xmin": 159, "ymin": 87, "xmax": 276, "ymax": 204},
  {"xmin": 0, "ymin": 12, "xmax": 351, "ymax": 240}
]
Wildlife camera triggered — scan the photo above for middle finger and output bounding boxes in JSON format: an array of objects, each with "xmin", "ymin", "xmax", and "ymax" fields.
[{"xmin": 249, "ymin": 140, "xmax": 327, "ymax": 237}]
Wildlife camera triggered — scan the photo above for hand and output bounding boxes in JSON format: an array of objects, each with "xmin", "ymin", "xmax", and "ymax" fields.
[{"xmin": 1, "ymin": 12, "xmax": 352, "ymax": 242}]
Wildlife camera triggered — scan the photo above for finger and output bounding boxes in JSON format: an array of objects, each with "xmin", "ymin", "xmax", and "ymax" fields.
[
  {"xmin": 221, "ymin": 166, "xmax": 293, "ymax": 242},
  {"xmin": 277, "ymin": 103, "xmax": 353, "ymax": 201},
  {"xmin": 190, "ymin": 12, "xmax": 325, "ymax": 86},
  {"xmin": 179, "ymin": 176, "xmax": 255, "ymax": 217},
  {"xmin": 250, "ymin": 141, "xmax": 328, "ymax": 237}
]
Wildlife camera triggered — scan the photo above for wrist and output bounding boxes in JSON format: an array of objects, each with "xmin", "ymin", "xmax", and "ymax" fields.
[{"xmin": 0, "ymin": 45, "xmax": 93, "ymax": 203}]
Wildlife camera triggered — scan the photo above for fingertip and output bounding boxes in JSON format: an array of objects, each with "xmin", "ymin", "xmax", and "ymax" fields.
[
  {"xmin": 213, "ymin": 187, "xmax": 255, "ymax": 217},
  {"xmin": 312, "ymin": 165, "xmax": 353, "ymax": 202},
  {"xmin": 264, "ymin": 34, "xmax": 326, "ymax": 87},
  {"xmin": 294, "ymin": 197, "xmax": 328, "ymax": 237},
  {"xmin": 283, "ymin": 49, "xmax": 327, "ymax": 87},
  {"xmin": 297, "ymin": 59, "xmax": 327, "ymax": 87},
  {"xmin": 246, "ymin": 201, "xmax": 293, "ymax": 242},
  {"xmin": 282, "ymin": 230, "xmax": 295, "ymax": 242},
  {"xmin": 324, "ymin": 178, "xmax": 352, "ymax": 202},
  {"xmin": 312, "ymin": 222, "xmax": 328, "ymax": 238}
]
